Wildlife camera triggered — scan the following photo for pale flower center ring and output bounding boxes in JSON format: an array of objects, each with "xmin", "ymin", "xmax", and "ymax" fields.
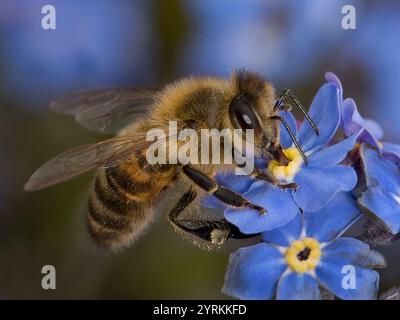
[
  {"xmin": 268, "ymin": 147, "xmax": 304, "ymax": 183},
  {"xmin": 285, "ymin": 237, "xmax": 321, "ymax": 273}
]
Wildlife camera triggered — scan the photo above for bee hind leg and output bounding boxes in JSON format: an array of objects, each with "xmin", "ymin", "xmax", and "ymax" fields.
[{"xmin": 168, "ymin": 189, "xmax": 259, "ymax": 247}]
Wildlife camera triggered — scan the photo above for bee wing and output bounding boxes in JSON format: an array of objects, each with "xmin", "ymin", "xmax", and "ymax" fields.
[
  {"xmin": 24, "ymin": 133, "xmax": 154, "ymax": 192},
  {"xmin": 50, "ymin": 87, "xmax": 159, "ymax": 134}
]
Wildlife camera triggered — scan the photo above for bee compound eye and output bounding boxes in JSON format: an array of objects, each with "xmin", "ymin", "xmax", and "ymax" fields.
[
  {"xmin": 242, "ymin": 114, "xmax": 252, "ymax": 126},
  {"xmin": 184, "ymin": 119, "xmax": 198, "ymax": 130},
  {"xmin": 231, "ymin": 97, "xmax": 260, "ymax": 131}
]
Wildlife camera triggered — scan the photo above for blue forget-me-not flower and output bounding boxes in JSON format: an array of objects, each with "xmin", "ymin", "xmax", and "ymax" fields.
[{"xmin": 222, "ymin": 193, "xmax": 386, "ymax": 300}]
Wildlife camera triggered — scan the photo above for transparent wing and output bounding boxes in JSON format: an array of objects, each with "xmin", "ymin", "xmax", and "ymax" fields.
[
  {"xmin": 50, "ymin": 87, "xmax": 159, "ymax": 134},
  {"xmin": 24, "ymin": 133, "xmax": 153, "ymax": 191}
]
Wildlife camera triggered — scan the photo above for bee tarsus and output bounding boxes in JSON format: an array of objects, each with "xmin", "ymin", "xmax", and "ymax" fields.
[
  {"xmin": 253, "ymin": 169, "xmax": 297, "ymax": 191},
  {"xmin": 278, "ymin": 182, "xmax": 298, "ymax": 190}
]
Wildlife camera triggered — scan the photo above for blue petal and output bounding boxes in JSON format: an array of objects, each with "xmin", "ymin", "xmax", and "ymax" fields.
[
  {"xmin": 202, "ymin": 173, "xmax": 255, "ymax": 209},
  {"xmin": 322, "ymin": 238, "xmax": 386, "ymax": 269},
  {"xmin": 383, "ymin": 142, "xmax": 400, "ymax": 165},
  {"xmin": 276, "ymin": 272, "xmax": 321, "ymax": 300},
  {"xmin": 262, "ymin": 212, "xmax": 302, "ymax": 247},
  {"xmin": 316, "ymin": 254, "xmax": 379, "ymax": 300},
  {"xmin": 360, "ymin": 145, "xmax": 400, "ymax": 193},
  {"xmin": 297, "ymin": 83, "xmax": 340, "ymax": 153},
  {"xmin": 255, "ymin": 157, "xmax": 268, "ymax": 169},
  {"xmin": 341, "ymin": 99, "xmax": 382, "ymax": 150},
  {"xmin": 325, "ymin": 71, "xmax": 343, "ymax": 101},
  {"xmin": 215, "ymin": 172, "xmax": 255, "ymax": 192},
  {"xmin": 361, "ymin": 119, "xmax": 384, "ymax": 142},
  {"xmin": 359, "ymin": 187, "xmax": 400, "ymax": 234},
  {"xmin": 279, "ymin": 110, "xmax": 298, "ymax": 149},
  {"xmin": 294, "ymin": 166, "xmax": 357, "ymax": 212},
  {"xmin": 225, "ymin": 181, "xmax": 299, "ymax": 234},
  {"xmin": 305, "ymin": 192, "xmax": 361, "ymax": 243},
  {"xmin": 340, "ymin": 98, "xmax": 358, "ymax": 136},
  {"xmin": 222, "ymin": 243, "xmax": 286, "ymax": 300},
  {"xmin": 308, "ymin": 133, "xmax": 359, "ymax": 168}
]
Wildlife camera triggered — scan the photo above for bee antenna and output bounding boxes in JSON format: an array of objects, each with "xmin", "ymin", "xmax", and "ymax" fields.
[
  {"xmin": 274, "ymin": 89, "xmax": 319, "ymax": 136},
  {"xmin": 272, "ymin": 116, "xmax": 308, "ymax": 165}
]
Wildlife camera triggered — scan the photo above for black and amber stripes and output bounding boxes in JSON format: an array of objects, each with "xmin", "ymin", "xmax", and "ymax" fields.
[
  {"xmin": 87, "ymin": 159, "xmax": 175, "ymax": 249},
  {"xmin": 87, "ymin": 166, "xmax": 149, "ymax": 249}
]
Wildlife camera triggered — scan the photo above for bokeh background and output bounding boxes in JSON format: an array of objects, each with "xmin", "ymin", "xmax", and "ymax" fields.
[{"xmin": 0, "ymin": 0, "xmax": 399, "ymax": 299}]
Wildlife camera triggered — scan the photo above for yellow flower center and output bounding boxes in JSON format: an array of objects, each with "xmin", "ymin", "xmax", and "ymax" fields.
[
  {"xmin": 285, "ymin": 237, "xmax": 321, "ymax": 273},
  {"xmin": 267, "ymin": 147, "xmax": 303, "ymax": 182}
]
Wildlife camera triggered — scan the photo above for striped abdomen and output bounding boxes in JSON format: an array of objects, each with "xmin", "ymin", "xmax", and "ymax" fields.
[{"xmin": 87, "ymin": 157, "xmax": 175, "ymax": 250}]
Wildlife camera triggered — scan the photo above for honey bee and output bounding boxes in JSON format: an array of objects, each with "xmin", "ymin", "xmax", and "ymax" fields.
[{"xmin": 24, "ymin": 70, "xmax": 318, "ymax": 250}]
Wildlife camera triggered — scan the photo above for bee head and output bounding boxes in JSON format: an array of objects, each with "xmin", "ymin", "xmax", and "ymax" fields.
[{"xmin": 229, "ymin": 69, "xmax": 290, "ymax": 165}]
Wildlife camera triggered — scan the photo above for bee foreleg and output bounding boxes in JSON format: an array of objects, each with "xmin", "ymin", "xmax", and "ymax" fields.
[
  {"xmin": 182, "ymin": 165, "xmax": 266, "ymax": 214},
  {"xmin": 252, "ymin": 169, "xmax": 298, "ymax": 190}
]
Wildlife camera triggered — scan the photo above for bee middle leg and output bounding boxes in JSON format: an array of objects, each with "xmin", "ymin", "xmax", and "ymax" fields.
[
  {"xmin": 168, "ymin": 189, "xmax": 259, "ymax": 246},
  {"xmin": 182, "ymin": 165, "xmax": 266, "ymax": 214}
]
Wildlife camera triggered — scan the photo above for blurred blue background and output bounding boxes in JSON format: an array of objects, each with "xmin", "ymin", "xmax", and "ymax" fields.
[{"xmin": 0, "ymin": 0, "xmax": 399, "ymax": 298}]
